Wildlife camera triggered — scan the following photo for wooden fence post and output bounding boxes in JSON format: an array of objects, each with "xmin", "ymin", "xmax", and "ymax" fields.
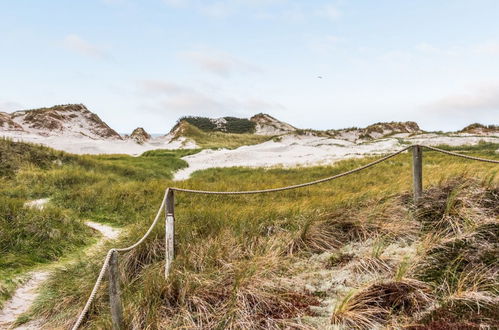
[
  {"xmin": 108, "ymin": 250, "xmax": 123, "ymax": 330},
  {"xmin": 165, "ymin": 189, "xmax": 175, "ymax": 278},
  {"xmin": 412, "ymin": 145, "xmax": 423, "ymax": 204}
]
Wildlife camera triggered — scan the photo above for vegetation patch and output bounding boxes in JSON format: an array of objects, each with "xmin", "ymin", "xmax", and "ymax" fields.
[
  {"xmin": 331, "ymin": 280, "xmax": 432, "ymax": 329},
  {"xmin": 173, "ymin": 121, "xmax": 270, "ymax": 149},
  {"xmin": 178, "ymin": 116, "xmax": 256, "ymax": 134},
  {"xmin": 1, "ymin": 139, "xmax": 498, "ymax": 328}
]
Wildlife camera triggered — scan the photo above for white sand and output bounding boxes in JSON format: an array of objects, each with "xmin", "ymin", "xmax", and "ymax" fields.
[
  {"xmin": 85, "ymin": 221, "xmax": 121, "ymax": 240},
  {"xmin": 2, "ymin": 128, "xmax": 497, "ymax": 179},
  {"xmin": 23, "ymin": 199, "xmax": 50, "ymax": 210},
  {"xmin": 0, "ymin": 132, "xmax": 197, "ymax": 155},
  {"xmin": 173, "ymin": 133, "xmax": 499, "ymax": 180},
  {"xmin": 0, "ymin": 272, "xmax": 50, "ymax": 329}
]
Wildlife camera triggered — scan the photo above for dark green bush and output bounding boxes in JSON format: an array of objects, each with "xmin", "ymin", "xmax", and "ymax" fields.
[
  {"xmin": 178, "ymin": 116, "xmax": 255, "ymax": 134},
  {"xmin": 179, "ymin": 116, "xmax": 216, "ymax": 131},
  {"xmin": 224, "ymin": 117, "xmax": 256, "ymax": 133}
]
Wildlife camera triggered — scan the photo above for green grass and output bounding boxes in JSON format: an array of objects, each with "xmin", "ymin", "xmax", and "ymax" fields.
[
  {"xmin": 174, "ymin": 121, "xmax": 271, "ymax": 149},
  {"xmin": 1, "ymin": 139, "xmax": 498, "ymax": 328},
  {"xmin": 0, "ymin": 139, "xmax": 194, "ymax": 307},
  {"xmin": 23, "ymin": 143, "xmax": 499, "ymax": 329}
]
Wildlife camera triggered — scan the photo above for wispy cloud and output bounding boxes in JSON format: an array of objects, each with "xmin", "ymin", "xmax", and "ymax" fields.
[
  {"xmin": 414, "ymin": 40, "xmax": 499, "ymax": 56},
  {"xmin": 63, "ymin": 34, "xmax": 108, "ymax": 59},
  {"xmin": 101, "ymin": 0, "xmax": 126, "ymax": 5},
  {"xmin": 162, "ymin": 0, "xmax": 190, "ymax": 8},
  {"xmin": 308, "ymin": 34, "xmax": 343, "ymax": 53},
  {"xmin": 163, "ymin": 0, "xmax": 277, "ymax": 17},
  {"xmin": 414, "ymin": 42, "xmax": 458, "ymax": 55},
  {"xmin": 425, "ymin": 83, "xmax": 499, "ymax": 113},
  {"xmin": 139, "ymin": 80, "xmax": 190, "ymax": 95},
  {"xmin": 180, "ymin": 50, "xmax": 262, "ymax": 77},
  {"xmin": 318, "ymin": 4, "xmax": 341, "ymax": 20},
  {"xmin": 473, "ymin": 41, "xmax": 499, "ymax": 55},
  {"xmin": 162, "ymin": 0, "xmax": 343, "ymax": 21},
  {"xmin": 138, "ymin": 79, "xmax": 284, "ymax": 116}
]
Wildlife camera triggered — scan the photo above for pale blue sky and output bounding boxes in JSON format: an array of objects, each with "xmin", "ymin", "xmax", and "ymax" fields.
[{"xmin": 1, "ymin": 0, "xmax": 498, "ymax": 133}]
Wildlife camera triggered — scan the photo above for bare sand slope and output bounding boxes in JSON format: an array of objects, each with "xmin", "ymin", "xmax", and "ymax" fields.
[{"xmin": 173, "ymin": 133, "xmax": 499, "ymax": 180}]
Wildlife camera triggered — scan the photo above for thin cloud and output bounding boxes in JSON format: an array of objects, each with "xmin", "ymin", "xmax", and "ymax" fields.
[
  {"xmin": 318, "ymin": 4, "xmax": 341, "ymax": 20},
  {"xmin": 162, "ymin": 0, "xmax": 341, "ymax": 22},
  {"xmin": 200, "ymin": 2, "xmax": 232, "ymax": 17},
  {"xmin": 162, "ymin": 0, "xmax": 190, "ymax": 8},
  {"xmin": 414, "ymin": 40, "xmax": 499, "ymax": 56},
  {"xmin": 473, "ymin": 41, "xmax": 499, "ymax": 55},
  {"xmin": 138, "ymin": 79, "xmax": 284, "ymax": 116},
  {"xmin": 63, "ymin": 34, "xmax": 108, "ymax": 59},
  {"xmin": 139, "ymin": 80, "xmax": 191, "ymax": 95},
  {"xmin": 425, "ymin": 83, "xmax": 499, "ymax": 113},
  {"xmin": 308, "ymin": 34, "xmax": 343, "ymax": 53},
  {"xmin": 414, "ymin": 42, "xmax": 460, "ymax": 56},
  {"xmin": 180, "ymin": 50, "xmax": 262, "ymax": 77}
]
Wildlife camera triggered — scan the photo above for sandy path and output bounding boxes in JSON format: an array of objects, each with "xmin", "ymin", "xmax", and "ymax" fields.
[
  {"xmin": 0, "ymin": 272, "xmax": 50, "ymax": 329},
  {"xmin": 0, "ymin": 199, "xmax": 121, "ymax": 329},
  {"xmin": 85, "ymin": 221, "xmax": 121, "ymax": 240}
]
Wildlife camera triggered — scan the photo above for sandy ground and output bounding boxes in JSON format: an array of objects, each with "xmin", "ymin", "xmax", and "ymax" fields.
[
  {"xmin": 0, "ymin": 132, "xmax": 196, "ymax": 155},
  {"xmin": 293, "ymin": 238, "xmax": 418, "ymax": 328},
  {"xmin": 85, "ymin": 221, "xmax": 121, "ymax": 240},
  {"xmin": 173, "ymin": 133, "xmax": 499, "ymax": 180},
  {"xmin": 0, "ymin": 272, "xmax": 50, "ymax": 329},
  {"xmin": 23, "ymin": 199, "xmax": 50, "ymax": 210},
  {"xmin": 0, "ymin": 199, "xmax": 121, "ymax": 329},
  {"xmin": 1, "ymin": 130, "xmax": 497, "ymax": 327}
]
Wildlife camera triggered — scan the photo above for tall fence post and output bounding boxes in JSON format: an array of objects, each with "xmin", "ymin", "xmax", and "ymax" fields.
[
  {"xmin": 108, "ymin": 250, "xmax": 123, "ymax": 330},
  {"xmin": 165, "ymin": 189, "xmax": 175, "ymax": 278},
  {"xmin": 412, "ymin": 145, "xmax": 423, "ymax": 204}
]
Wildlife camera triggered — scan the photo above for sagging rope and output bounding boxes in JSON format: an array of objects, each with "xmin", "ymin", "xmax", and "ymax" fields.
[
  {"xmin": 172, "ymin": 146, "xmax": 413, "ymax": 194},
  {"xmin": 422, "ymin": 145, "xmax": 499, "ymax": 164},
  {"xmin": 72, "ymin": 144, "xmax": 498, "ymax": 329},
  {"xmin": 71, "ymin": 190, "xmax": 169, "ymax": 330}
]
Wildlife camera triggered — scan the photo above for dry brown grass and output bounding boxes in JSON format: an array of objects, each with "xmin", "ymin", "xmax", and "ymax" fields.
[
  {"xmin": 331, "ymin": 279, "xmax": 432, "ymax": 329},
  {"xmin": 22, "ymin": 145, "xmax": 498, "ymax": 329}
]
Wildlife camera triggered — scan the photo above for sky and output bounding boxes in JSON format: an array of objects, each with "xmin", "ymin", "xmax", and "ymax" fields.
[{"xmin": 1, "ymin": 0, "xmax": 498, "ymax": 133}]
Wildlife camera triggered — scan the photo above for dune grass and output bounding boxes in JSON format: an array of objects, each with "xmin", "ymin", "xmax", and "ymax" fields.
[
  {"xmin": 0, "ymin": 139, "xmax": 194, "ymax": 307},
  {"xmin": 3, "ymin": 142, "xmax": 491, "ymax": 329},
  {"xmin": 1, "ymin": 137, "xmax": 497, "ymax": 328},
  {"xmin": 174, "ymin": 121, "xmax": 271, "ymax": 149}
]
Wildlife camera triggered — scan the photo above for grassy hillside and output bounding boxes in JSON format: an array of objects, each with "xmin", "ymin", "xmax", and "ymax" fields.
[
  {"xmin": 0, "ymin": 139, "xmax": 195, "ymax": 307},
  {"xmin": 179, "ymin": 116, "xmax": 256, "ymax": 134},
  {"xmin": 173, "ymin": 121, "xmax": 271, "ymax": 149},
  {"xmin": 9, "ymin": 141, "xmax": 496, "ymax": 329}
]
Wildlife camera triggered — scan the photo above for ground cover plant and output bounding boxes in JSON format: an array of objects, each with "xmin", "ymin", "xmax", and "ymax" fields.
[
  {"xmin": 1, "ymin": 138, "xmax": 497, "ymax": 329},
  {"xmin": 173, "ymin": 121, "xmax": 271, "ymax": 149},
  {"xmin": 0, "ymin": 139, "xmax": 194, "ymax": 306},
  {"xmin": 178, "ymin": 116, "xmax": 256, "ymax": 134}
]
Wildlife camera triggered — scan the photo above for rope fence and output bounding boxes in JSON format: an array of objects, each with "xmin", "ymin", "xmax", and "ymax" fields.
[
  {"xmin": 71, "ymin": 144, "xmax": 498, "ymax": 329},
  {"xmin": 71, "ymin": 191, "xmax": 168, "ymax": 330},
  {"xmin": 422, "ymin": 145, "xmax": 499, "ymax": 164}
]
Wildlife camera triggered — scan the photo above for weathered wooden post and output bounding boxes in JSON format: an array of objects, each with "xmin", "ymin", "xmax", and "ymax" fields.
[
  {"xmin": 412, "ymin": 145, "xmax": 423, "ymax": 204},
  {"xmin": 165, "ymin": 189, "xmax": 175, "ymax": 278},
  {"xmin": 108, "ymin": 250, "xmax": 124, "ymax": 330}
]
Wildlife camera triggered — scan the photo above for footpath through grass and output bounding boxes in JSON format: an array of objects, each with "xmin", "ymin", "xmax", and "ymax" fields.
[
  {"xmin": 16, "ymin": 141, "xmax": 499, "ymax": 329},
  {"xmin": 0, "ymin": 139, "xmax": 193, "ymax": 306},
  {"xmin": 1, "ymin": 138, "xmax": 497, "ymax": 328}
]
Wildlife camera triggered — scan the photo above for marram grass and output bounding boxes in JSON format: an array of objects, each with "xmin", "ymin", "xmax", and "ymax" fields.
[{"xmin": 1, "ymin": 138, "xmax": 498, "ymax": 328}]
